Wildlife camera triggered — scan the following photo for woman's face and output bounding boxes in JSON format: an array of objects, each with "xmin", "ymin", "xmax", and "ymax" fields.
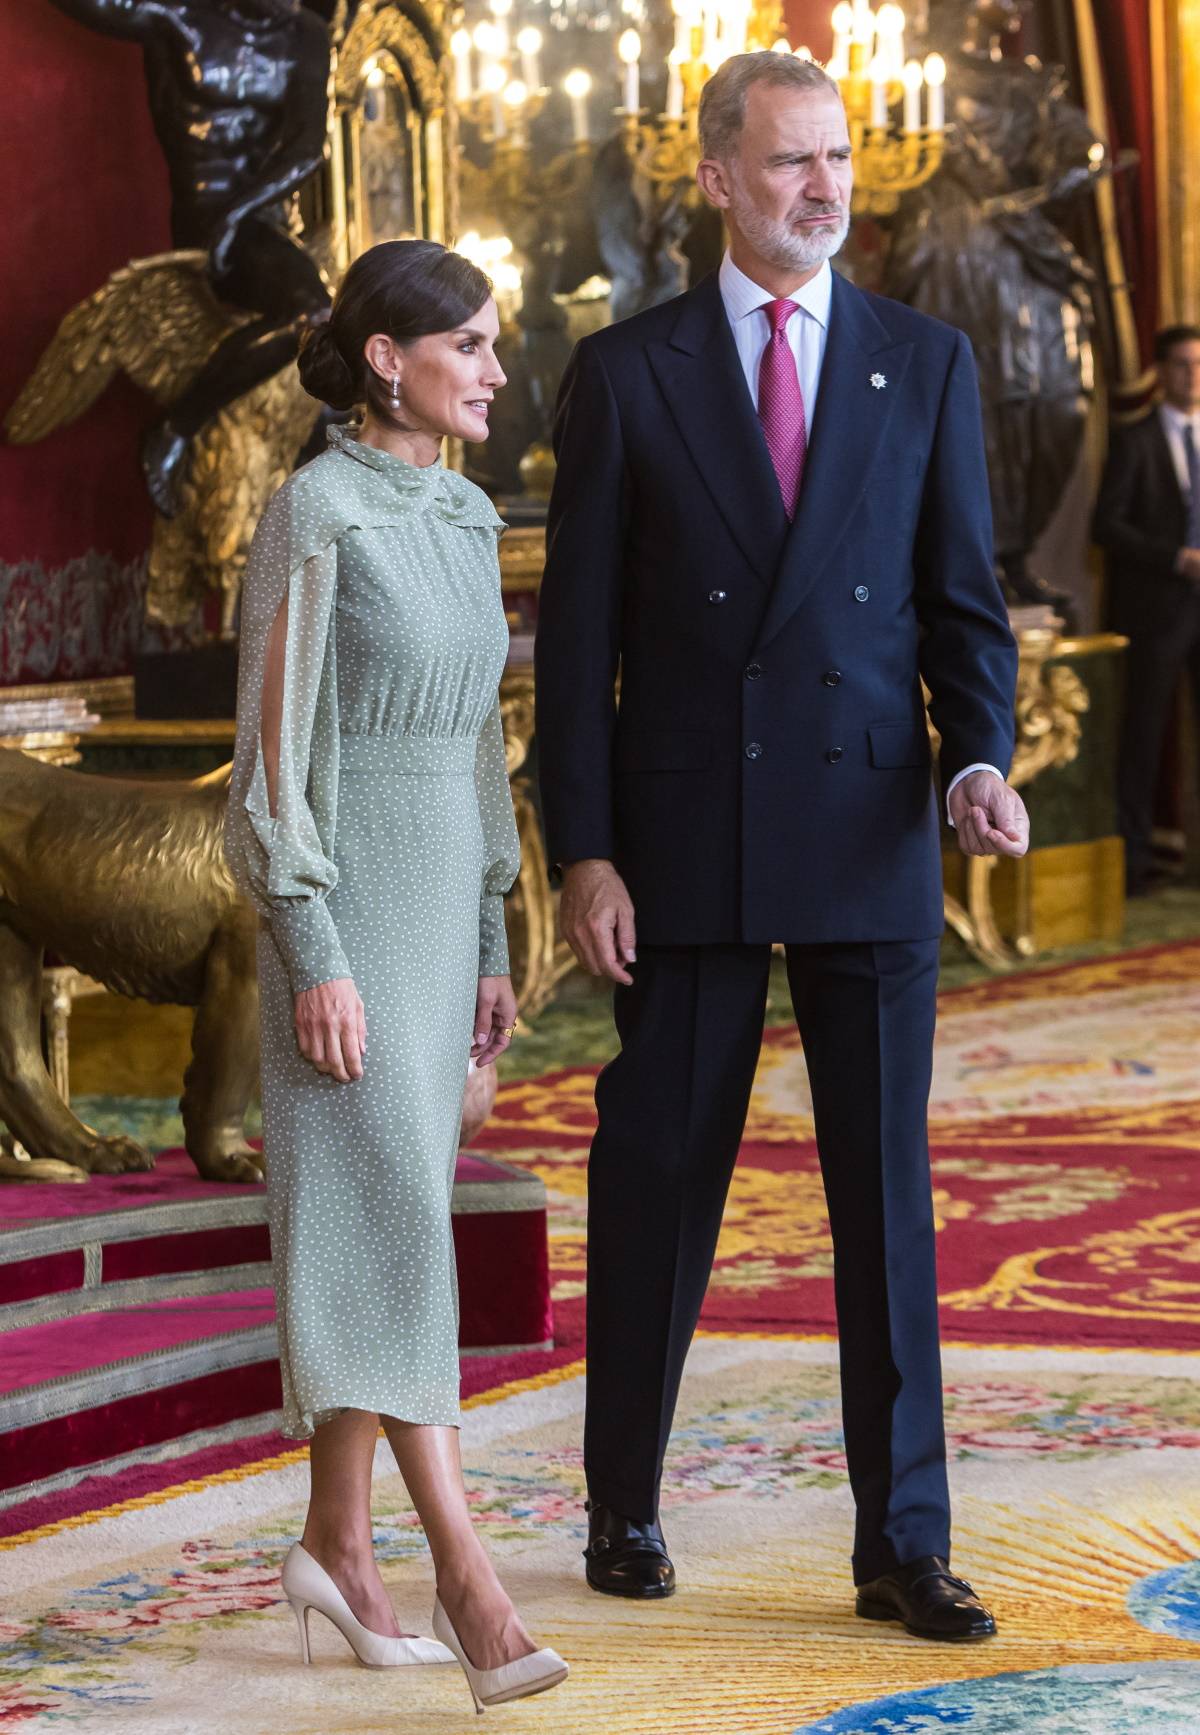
[{"xmin": 370, "ymin": 297, "xmax": 507, "ymax": 444}]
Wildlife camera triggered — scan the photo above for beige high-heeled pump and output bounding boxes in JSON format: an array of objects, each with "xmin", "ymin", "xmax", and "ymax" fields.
[
  {"xmin": 432, "ymin": 1596, "xmax": 569, "ymax": 1713},
  {"xmin": 281, "ymin": 1543, "xmax": 455, "ymax": 1668}
]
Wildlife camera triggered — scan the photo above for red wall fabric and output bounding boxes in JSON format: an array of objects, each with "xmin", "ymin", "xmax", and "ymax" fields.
[
  {"xmin": 0, "ymin": 5, "xmax": 170, "ymax": 599},
  {"xmin": 781, "ymin": 0, "xmax": 834, "ymax": 58},
  {"xmin": 1089, "ymin": 0, "xmax": 1159, "ymax": 376}
]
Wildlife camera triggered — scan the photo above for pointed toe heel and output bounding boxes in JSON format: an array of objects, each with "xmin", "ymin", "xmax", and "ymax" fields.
[
  {"xmin": 432, "ymin": 1598, "xmax": 569, "ymax": 1713},
  {"xmin": 280, "ymin": 1543, "xmax": 456, "ymax": 1668}
]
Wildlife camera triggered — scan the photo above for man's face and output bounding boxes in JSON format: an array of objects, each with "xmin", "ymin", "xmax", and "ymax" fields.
[
  {"xmin": 1160, "ymin": 340, "xmax": 1200, "ymax": 414},
  {"xmin": 700, "ymin": 82, "xmax": 853, "ymax": 277}
]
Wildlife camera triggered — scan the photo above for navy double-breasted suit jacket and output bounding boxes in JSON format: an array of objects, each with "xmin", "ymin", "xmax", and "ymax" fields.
[{"xmin": 534, "ymin": 268, "xmax": 1018, "ymax": 945}]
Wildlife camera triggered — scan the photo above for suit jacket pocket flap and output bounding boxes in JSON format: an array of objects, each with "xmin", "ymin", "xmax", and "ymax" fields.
[
  {"xmin": 868, "ymin": 721, "xmax": 931, "ymax": 768},
  {"xmin": 616, "ymin": 729, "xmax": 713, "ymax": 772}
]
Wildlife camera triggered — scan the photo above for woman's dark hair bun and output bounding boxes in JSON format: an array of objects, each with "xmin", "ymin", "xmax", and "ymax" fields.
[
  {"xmin": 297, "ymin": 320, "xmax": 360, "ymax": 412},
  {"xmin": 296, "ymin": 239, "xmax": 493, "ymax": 417}
]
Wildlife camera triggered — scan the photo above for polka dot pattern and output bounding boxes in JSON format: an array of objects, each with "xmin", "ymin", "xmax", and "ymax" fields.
[{"xmin": 224, "ymin": 424, "xmax": 519, "ymax": 1438}]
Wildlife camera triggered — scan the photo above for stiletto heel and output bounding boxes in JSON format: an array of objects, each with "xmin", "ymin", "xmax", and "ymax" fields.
[
  {"xmin": 280, "ymin": 1543, "xmax": 455, "ymax": 1669},
  {"xmin": 432, "ymin": 1597, "xmax": 568, "ymax": 1712},
  {"xmin": 289, "ymin": 1596, "xmax": 312, "ymax": 1663}
]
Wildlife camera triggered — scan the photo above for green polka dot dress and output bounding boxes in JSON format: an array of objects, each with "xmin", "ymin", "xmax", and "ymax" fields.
[{"xmin": 225, "ymin": 424, "xmax": 519, "ymax": 1438}]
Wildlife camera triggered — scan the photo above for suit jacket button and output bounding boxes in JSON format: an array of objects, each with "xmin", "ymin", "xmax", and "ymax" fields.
[
  {"xmin": 827, "ymin": 747, "xmax": 844, "ymax": 764},
  {"xmin": 745, "ymin": 741, "xmax": 764, "ymax": 760},
  {"xmin": 854, "ymin": 585, "xmax": 870, "ymax": 602},
  {"xmin": 822, "ymin": 669, "xmax": 842, "ymax": 686},
  {"xmin": 745, "ymin": 662, "xmax": 764, "ymax": 680},
  {"xmin": 709, "ymin": 589, "xmax": 728, "ymax": 605}
]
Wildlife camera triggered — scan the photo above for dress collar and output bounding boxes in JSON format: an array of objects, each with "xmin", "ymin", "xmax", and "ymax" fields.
[
  {"xmin": 326, "ymin": 422, "xmax": 441, "ymax": 485},
  {"xmin": 325, "ymin": 422, "xmax": 507, "ymax": 532},
  {"xmin": 718, "ymin": 251, "xmax": 833, "ymax": 329}
]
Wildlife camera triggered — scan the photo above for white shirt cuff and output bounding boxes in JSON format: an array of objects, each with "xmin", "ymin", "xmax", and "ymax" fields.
[{"xmin": 945, "ymin": 763, "xmax": 1005, "ymax": 827}]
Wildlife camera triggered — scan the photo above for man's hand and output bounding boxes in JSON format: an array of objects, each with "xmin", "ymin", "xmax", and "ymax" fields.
[
  {"xmin": 294, "ymin": 977, "xmax": 366, "ymax": 1083},
  {"xmin": 559, "ymin": 859, "xmax": 638, "ymax": 985},
  {"xmin": 1176, "ymin": 548, "xmax": 1200, "ymax": 583},
  {"xmin": 472, "ymin": 975, "xmax": 518, "ymax": 1068},
  {"xmin": 949, "ymin": 771, "xmax": 1030, "ymax": 858}
]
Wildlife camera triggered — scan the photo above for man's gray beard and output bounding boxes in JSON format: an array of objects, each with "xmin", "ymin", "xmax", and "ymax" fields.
[{"xmin": 730, "ymin": 190, "xmax": 850, "ymax": 272}]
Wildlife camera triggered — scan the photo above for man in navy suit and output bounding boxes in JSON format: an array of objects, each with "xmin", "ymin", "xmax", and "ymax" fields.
[{"xmin": 535, "ymin": 52, "xmax": 1028, "ymax": 1639}]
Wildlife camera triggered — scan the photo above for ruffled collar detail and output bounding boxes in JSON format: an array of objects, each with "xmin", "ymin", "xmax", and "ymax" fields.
[{"xmin": 326, "ymin": 423, "xmax": 505, "ymax": 531}]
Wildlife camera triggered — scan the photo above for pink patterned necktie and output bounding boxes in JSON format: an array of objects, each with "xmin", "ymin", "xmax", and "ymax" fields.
[{"xmin": 757, "ymin": 298, "xmax": 808, "ymax": 519}]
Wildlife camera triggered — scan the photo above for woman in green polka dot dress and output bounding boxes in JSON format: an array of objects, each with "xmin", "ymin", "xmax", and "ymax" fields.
[{"xmin": 226, "ymin": 242, "xmax": 567, "ymax": 1707}]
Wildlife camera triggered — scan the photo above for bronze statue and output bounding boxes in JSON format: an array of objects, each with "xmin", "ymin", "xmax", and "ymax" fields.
[
  {"xmin": 882, "ymin": 15, "xmax": 1114, "ymax": 623},
  {"xmin": 46, "ymin": 0, "xmax": 333, "ymax": 517},
  {"xmin": 5, "ymin": 256, "xmax": 321, "ymax": 636},
  {"xmin": 0, "ymin": 748, "xmax": 500, "ymax": 1184}
]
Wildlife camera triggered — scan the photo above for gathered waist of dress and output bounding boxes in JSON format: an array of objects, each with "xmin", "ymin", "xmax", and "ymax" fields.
[{"xmin": 338, "ymin": 731, "xmax": 479, "ymax": 776}]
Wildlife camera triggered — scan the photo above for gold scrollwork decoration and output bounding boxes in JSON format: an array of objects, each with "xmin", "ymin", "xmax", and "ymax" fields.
[
  {"xmin": 336, "ymin": 6, "xmax": 444, "ymax": 117},
  {"xmin": 941, "ymin": 628, "xmax": 1092, "ymax": 971}
]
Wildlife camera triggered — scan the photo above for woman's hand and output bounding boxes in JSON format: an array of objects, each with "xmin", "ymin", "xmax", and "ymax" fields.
[
  {"xmin": 294, "ymin": 978, "xmax": 366, "ymax": 1083},
  {"xmin": 472, "ymin": 975, "xmax": 517, "ymax": 1068}
]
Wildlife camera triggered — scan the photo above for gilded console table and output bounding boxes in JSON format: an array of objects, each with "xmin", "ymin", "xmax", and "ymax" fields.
[{"xmin": 942, "ymin": 631, "xmax": 1128, "ymax": 967}]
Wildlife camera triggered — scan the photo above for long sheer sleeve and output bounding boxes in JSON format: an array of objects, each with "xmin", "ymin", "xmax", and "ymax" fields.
[
  {"xmin": 226, "ymin": 522, "xmax": 350, "ymax": 995},
  {"xmin": 475, "ymin": 699, "xmax": 520, "ymax": 976}
]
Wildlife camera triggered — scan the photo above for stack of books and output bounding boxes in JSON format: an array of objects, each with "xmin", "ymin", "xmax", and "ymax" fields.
[{"xmin": 0, "ymin": 696, "xmax": 100, "ymax": 738}]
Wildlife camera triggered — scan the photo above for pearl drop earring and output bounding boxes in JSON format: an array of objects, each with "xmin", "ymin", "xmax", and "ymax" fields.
[{"xmin": 389, "ymin": 373, "xmax": 401, "ymax": 409}]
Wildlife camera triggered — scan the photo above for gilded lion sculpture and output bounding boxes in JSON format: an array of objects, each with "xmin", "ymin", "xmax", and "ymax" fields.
[{"xmin": 0, "ymin": 748, "xmax": 499, "ymax": 1184}]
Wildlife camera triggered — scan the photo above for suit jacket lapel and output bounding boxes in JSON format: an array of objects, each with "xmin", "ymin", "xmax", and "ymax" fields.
[
  {"xmin": 754, "ymin": 272, "xmax": 914, "ymax": 651},
  {"xmin": 647, "ymin": 274, "xmax": 788, "ymax": 585}
]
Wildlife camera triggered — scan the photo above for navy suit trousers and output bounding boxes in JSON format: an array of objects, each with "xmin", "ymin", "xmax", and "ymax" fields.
[{"xmin": 583, "ymin": 938, "xmax": 951, "ymax": 1583}]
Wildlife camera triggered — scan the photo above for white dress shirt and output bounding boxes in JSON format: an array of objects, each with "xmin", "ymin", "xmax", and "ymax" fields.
[
  {"xmin": 716, "ymin": 249, "xmax": 1002, "ymax": 823},
  {"xmin": 1159, "ymin": 402, "xmax": 1200, "ymax": 505},
  {"xmin": 718, "ymin": 250, "xmax": 832, "ymax": 419}
]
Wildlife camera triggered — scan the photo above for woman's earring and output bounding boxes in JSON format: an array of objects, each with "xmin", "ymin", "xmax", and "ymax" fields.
[{"xmin": 389, "ymin": 373, "xmax": 401, "ymax": 409}]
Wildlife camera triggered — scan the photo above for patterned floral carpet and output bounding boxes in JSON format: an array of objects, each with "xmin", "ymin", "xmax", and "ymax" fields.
[{"xmin": 4, "ymin": 941, "xmax": 1200, "ymax": 1730}]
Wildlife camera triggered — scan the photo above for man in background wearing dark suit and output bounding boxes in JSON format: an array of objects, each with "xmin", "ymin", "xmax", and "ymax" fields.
[
  {"xmin": 1093, "ymin": 325, "xmax": 1200, "ymax": 894},
  {"xmin": 536, "ymin": 52, "xmax": 1028, "ymax": 1640}
]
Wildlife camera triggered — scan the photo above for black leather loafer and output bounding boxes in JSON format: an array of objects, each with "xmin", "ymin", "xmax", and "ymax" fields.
[
  {"xmin": 583, "ymin": 1500, "xmax": 676, "ymax": 1599},
  {"xmin": 855, "ymin": 1556, "xmax": 997, "ymax": 1640}
]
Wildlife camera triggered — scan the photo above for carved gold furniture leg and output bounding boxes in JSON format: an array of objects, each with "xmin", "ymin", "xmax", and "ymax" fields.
[
  {"xmin": 499, "ymin": 667, "xmax": 577, "ymax": 1020},
  {"xmin": 41, "ymin": 967, "xmax": 105, "ymax": 1105}
]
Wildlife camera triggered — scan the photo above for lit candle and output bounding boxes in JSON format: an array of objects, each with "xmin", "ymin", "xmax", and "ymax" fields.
[
  {"xmin": 666, "ymin": 46, "xmax": 685, "ymax": 119},
  {"xmin": 564, "ymin": 67, "xmax": 592, "ymax": 142},
  {"xmin": 794, "ymin": 44, "xmax": 813, "ymax": 60},
  {"xmin": 482, "ymin": 61, "xmax": 507, "ymax": 138},
  {"xmin": 901, "ymin": 57, "xmax": 922, "ymax": 132},
  {"xmin": 874, "ymin": 3, "xmax": 905, "ymax": 72},
  {"xmin": 868, "ymin": 54, "xmax": 888, "ymax": 127},
  {"xmin": 503, "ymin": 77, "xmax": 527, "ymax": 142},
  {"xmin": 830, "ymin": 2, "xmax": 854, "ymax": 66},
  {"xmin": 618, "ymin": 29, "xmax": 641, "ymax": 114},
  {"xmin": 924, "ymin": 51, "xmax": 945, "ymax": 131},
  {"xmin": 771, "ymin": 36, "xmax": 790, "ymax": 53},
  {"xmin": 490, "ymin": 0, "xmax": 512, "ymax": 63},
  {"xmin": 450, "ymin": 28, "xmax": 472, "ymax": 103},
  {"xmin": 702, "ymin": 0, "xmax": 719, "ymax": 68},
  {"xmin": 852, "ymin": 0, "xmax": 874, "ymax": 45},
  {"xmin": 515, "ymin": 25, "xmax": 542, "ymax": 92},
  {"xmin": 473, "ymin": 21, "xmax": 501, "ymax": 96},
  {"xmin": 671, "ymin": 0, "xmax": 693, "ymax": 59}
]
